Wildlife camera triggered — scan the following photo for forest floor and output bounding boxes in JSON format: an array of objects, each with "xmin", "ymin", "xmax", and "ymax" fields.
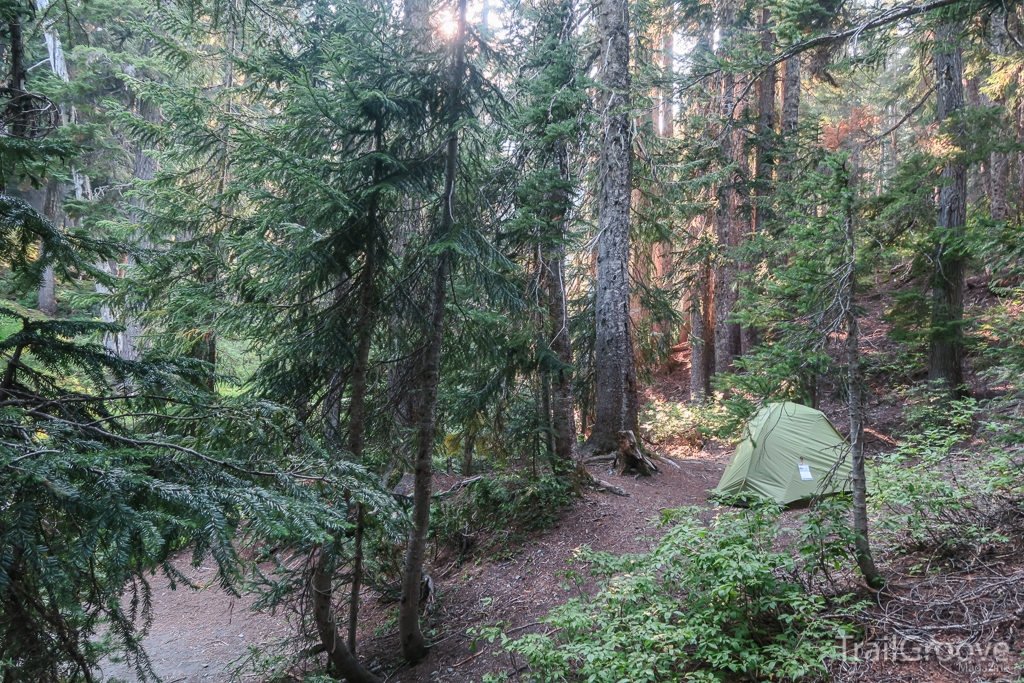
[
  {"xmin": 101, "ymin": 274, "xmax": 1024, "ymax": 683},
  {"xmin": 100, "ymin": 431, "xmax": 734, "ymax": 683}
]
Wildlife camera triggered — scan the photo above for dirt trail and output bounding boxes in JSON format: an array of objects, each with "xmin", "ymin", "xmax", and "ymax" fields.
[
  {"xmin": 99, "ymin": 562, "xmax": 294, "ymax": 683},
  {"xmin": 99, "ymin": 445, "xmax": 729, "ymax": 683},
  {"xmin": 381, "ymin": 450, "xmax": 729, "ymax": 683}
]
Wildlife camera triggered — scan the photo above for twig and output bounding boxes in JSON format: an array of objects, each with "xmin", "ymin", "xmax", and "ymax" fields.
[{"xmin": 453, "ymin": 649, "xmax": 488, "ymax": 668}]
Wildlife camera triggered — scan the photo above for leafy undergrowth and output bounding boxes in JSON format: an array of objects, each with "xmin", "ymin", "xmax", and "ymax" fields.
[
  {"xmin": 477, "ymin": 502, "xmax": 863, "ymax": 683},
  {"xmin": 433, "ymin": 473, "xmax": 577, "ymax": 560},
  {"xmin": 478, "ymin": 393, "xmax": 1024, "ymax": 683}
]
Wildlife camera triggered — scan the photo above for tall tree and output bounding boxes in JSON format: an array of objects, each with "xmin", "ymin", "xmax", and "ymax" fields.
[
  {"xmin": 586, "ymin": 0, "xmax": 639, "ymax": 453},
  {"xmin": 841, "ymin": 152, "xmax": 883, "ymax": 589},
  {"xmin": 399, "ymin": 0, "xmax": 468, "ymax": 662},
  {"xmin": 927, "ymin": 18, "xmax": 967, "ymax": 395},
  {"xmin": 713, "ymin": 0, "xmax": 740, "ymax": 377},
  {"xmin": 518, "ymin": 0, "xmax": 586, "ymax": 469}
]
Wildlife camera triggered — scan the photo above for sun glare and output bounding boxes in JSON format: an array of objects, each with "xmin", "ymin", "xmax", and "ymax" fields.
[{"xmin": 435, "ymin": 9, "xmax": 459, "ymax": 39}]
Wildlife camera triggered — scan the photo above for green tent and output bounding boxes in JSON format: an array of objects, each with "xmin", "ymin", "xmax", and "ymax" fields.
[{"xmin": 713, "ymin": 402, "xmax": 853, "ymax": 506}]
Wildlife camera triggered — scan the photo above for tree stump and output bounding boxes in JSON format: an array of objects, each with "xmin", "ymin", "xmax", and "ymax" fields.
[{"xmin": 615, "ymin": 430, "xmax": 658, "ymax": 476}]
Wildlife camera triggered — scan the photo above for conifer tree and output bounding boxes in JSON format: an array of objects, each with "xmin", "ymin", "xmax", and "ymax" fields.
[
  {"xmin": 512, "ymin": 0, "xmax": 588, "ymax": 470},
  {"xmin": 587, "ymin": 0, "xmax": 639, "ymax": 454},
  {"xmin": 399, "ymin": 0, "xmax": 472, "ymax": 662},
  {"xmin": 927, "ymin": 17, "xmax": 968, "ymax": 396}
]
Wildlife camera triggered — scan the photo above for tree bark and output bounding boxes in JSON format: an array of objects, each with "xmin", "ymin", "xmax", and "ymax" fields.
[
  {"xmin": 752, "ymin": 8, "xmax": 776, "ymax": 236},
  {"xmin": 988, "ymin": 150, "xmax": 1008, "ymax": 222},
  {"xmin": 312, "ymin": 549, "xmax": 382, "ymax": 683},
  {"xmin": 927, "ymin": 21, "xmax": 967, "ymax": 396},
  {"xmin": 399, "ymin": 0, "xmax": 467, "ymax": 662},
  {"xmin": 780, "ymin": 56, "xmax": 800, "ymax": 139},
  {"xmin": 37, "ymin": 180, "xmax": 60, "ymax": 318},
  {"xmin": 689, "ymin": 218, "xmax": 714, "ymax": 402},
  {"xmin": 842, "ymin": 155, "xmax": 882, "ymax": 589},
  {"xmin": 586, "ymin": 0, "xmax": 639, "ymax": 454},
  {"xmin": 344, "ymin": 120, "xmax": 382, "ymax": 656},
  {"xmin": 99, "ymin": 95, "xmax": 160, "ymax": 360},
  {"xmin": 8, "ymin": 14, "xmax": 28, "ymax": 139},
  {"xmin": 37, "ymin": 264, "xmax": 56, "ymax": 316},
  {"xmin": 713, "ymin": 63, "xmax": 740, "ymax": 376},
  {"xmin": 545, "ymin": 239, "xmax": 578, "ymax": 468}
]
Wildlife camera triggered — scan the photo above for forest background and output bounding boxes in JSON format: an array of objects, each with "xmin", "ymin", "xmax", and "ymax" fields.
[{"xmin": 1, "ymin": 0, "xmax": 1023, "ymax": 679}]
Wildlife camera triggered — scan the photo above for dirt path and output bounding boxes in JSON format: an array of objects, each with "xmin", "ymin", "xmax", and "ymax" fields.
[
  {"xmin": 377, "ymin": 451, "xmax": 730, "ymax": 683},
  {"xmin": 99, "ymin": 561, "xmax": 294, "ymax": 683},
  {"xmin": 99, "ymin": 445, "xmax": 728, "ymax": 683}
]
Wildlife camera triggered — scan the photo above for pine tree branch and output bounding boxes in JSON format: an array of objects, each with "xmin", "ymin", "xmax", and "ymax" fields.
[{"xmin": 732, "ymin": 0, "xmax": 974, "ymax": 116}]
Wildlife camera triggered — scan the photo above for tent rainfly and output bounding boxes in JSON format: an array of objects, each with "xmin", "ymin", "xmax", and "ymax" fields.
[{"xmin": 713, "ymin": 402, "xmax": 853, "ymax": 506}]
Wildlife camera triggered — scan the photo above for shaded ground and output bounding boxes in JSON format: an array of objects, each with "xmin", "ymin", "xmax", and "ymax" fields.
[
  {"xmin": 100, "ymin": 561, "xmax": 293, "ymax": 683},
  {"xmin": 375, "ymin": 449, "xmax": 730, "ymax": 683},
  {"xmin": 103, "ymin": 443, "xmax": 730, "ymax": 683}
]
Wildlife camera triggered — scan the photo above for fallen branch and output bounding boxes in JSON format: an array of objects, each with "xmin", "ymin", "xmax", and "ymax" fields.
[
  {"xmin": 652, "ymin": 453, "xmax": 682, "ymax": 470},
  {"xmin": 453, "ymin": 649, "xmax": 488, "ymax": 668},
  {"xmin": 435, "ymin": 475, "xmax": 485, "ymax": 498},
  {"xmin": 589, "ymin": 481, "xmax": 626, "ymax": 497}
]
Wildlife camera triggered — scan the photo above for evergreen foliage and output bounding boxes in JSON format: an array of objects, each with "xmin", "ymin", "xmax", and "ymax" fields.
[{"xmin": 2, "ymin": 0, "xmax": 1024, "ymax": 675}]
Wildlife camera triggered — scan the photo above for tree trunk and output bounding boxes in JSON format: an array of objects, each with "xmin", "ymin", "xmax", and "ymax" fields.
[
  {"xmin": 37, "ymin": 184, "xmax": 60, "ymax": 318},
  {"xmin": 312, "ymin": 549, "xmax": 382, "ymax": 683},
  {"xmin": 927, "ymin": 21, "xmax": 967, "ymax": 396},
  {"xmin": 101, "ymin": 95, "xmax": 161, "ymax": 360},
  {"xmin": 752, "ymin": 8, "xmax": 776, "ymax": 236},
  {"xmin": 462, "ymin": 428, "xmax": 474, "ymax": 476},
  {"xmin": 989, "ymin": 150, "xmax": 1008, "ymax": 222},
  {"xmin": 653, "ymin": 32, "xmax": 675, "ymax": 353},
  {"xmin": 780, "ymin": 56, "xmax": 800, "ymax": 139},
  {"xmin": 545, "ymin": 240, "xmax": 578, "ymax": 468},
  {"xmin": 689, "ymin": 219, "xmax": 714, "ymax": 402},
  {"xmin": 399, "ymin": 0, "xmax": 467, "ymax": 663},
  {"xmin": 37, "ymin": 264, "xmax": 56, "ymax": 316},
  {"xmin": 399, "ymin": 248, "xmax": 447, "ymax": 664},
  {"xmin": 842, "ymin": 156, "xmax": 882, "ymax": 589},
  {"xmin": 344, "ymin": 121, "xmax": 382, "ymax": 655},
  {"xmin": 713, "ymin": 0, "xmax": 741, "ymax": 377},
  {"xmin": 586, "ymin": 0, "xmax": 638, "ymax": 454},
  {"xmin": 8, "ymin": 14, "xmax": 28, "ymax": 139},
  {"xmin": 713, "ymin": 63, "xmax": 740, "ymax": 376}
]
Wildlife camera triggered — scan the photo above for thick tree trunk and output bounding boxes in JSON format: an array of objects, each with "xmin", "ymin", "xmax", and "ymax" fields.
[
  {"xmin": 927, "ymin": 21, "xmax": 967, "ymax": 396},
  {"xmin": 37, "ymin": 264, "xmax": 56, "ymax": 316},
  {"xmin": 399, "ymin": 0, "xmax": 467, "ymax": 662},
  {"xmin": 739, "ymin": 9, "xmax": 774, "ymax": 356},
  {"xmin": 101, "ymin": 96, "xmax": 161, "ymax": 360},
  {"xmin": 712, "ymin": 0, "xmax": 737, "ymax": 376},
  {"xmin": 586, "ymin": 0, "xmax": 638, "ymax": 454}
]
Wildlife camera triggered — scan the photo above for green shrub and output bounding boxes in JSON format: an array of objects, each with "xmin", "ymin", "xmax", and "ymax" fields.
[
  {"xmin": 432, "ymin": 474, "xmax": 574, "ymax": 555},
  {"xmin": 639, "ymin": 399, "xmax": 727, "ymax": 445},
  {"xmin": 486, "ymin": 504, "xmax": 856, "ymax": 683},
  {"xmin": 868, "ymin": 395, "xmax": 1015, "ymax": 558}
]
